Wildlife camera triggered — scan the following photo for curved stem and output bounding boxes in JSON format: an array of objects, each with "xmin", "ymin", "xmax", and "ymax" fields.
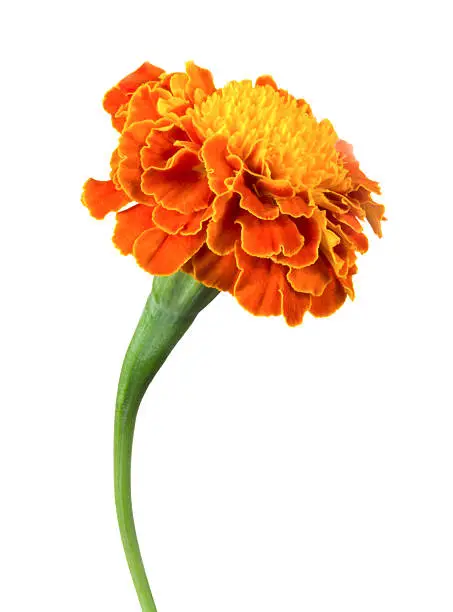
[
  {"xmin": 115, "ymin": 408, "xmax": 156, "ymax": 611},
  {"xmin": 114, "ymin": 273, "xmax": 218, "ymax": 611}
]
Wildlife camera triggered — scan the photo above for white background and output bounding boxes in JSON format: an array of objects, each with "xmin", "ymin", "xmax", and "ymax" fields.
[{"xmin": 1, "ymin": 1, "xmax": 452, "ymax": 610}]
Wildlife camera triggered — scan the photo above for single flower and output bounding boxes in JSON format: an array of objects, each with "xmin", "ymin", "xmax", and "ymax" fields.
[
  {"xmin": 81, "ymin": 60, "xmax": 385, "ymax": 612},
  {"xmin": 82, "ymin": 61, "xmax": 384, "ymax": 327}
]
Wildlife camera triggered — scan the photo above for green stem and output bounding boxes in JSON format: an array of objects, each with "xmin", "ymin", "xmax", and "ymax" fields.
[{"xmin": 114, "ymin": 272, "xmax": 219, "ymax": 611}]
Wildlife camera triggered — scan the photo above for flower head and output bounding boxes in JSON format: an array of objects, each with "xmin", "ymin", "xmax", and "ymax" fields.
[{"xmin": 82, "ymin": 61, "xmax": 384, "ymax": 326}]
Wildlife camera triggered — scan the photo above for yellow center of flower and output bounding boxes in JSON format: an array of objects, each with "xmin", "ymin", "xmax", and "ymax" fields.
[{"xmin": 190, "ymin": 80, "xmax": 351, "ymax": 192}]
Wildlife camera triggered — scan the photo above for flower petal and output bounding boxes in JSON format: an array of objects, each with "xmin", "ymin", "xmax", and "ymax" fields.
[
  {"xmin": 133, "ymin": 227, "xmax": 205, "ymax": 275},
  {"xmin": 192, "ymin": 246, "xmax": 239, "ymax": 292},
  {"xmin": 142, "ymin": 150, "xmax": 211, "ymax": 214},
  {"xmin": 310, "ymin": 278, "xmax": 346, "ymax": 317},
  {"xmin": 125, "ymin": 84, "xmax": 162, "ymax": 127},
  {"xmin": 152, "ymin": 205, "xmax": 211, "ymax": 235},
  {"xmin": 207, "ymin": 193, "xmax": 241, "ymax": 255},
  {"xmin": 363, "ymin": 200, "xmax": 386, "ymax": 238},
  {"xmin": 117, "ymin": 121, "xmax": 155, "ymax": 203},
  {"xmin": 115, "ymin": 62, "xmax": 163, "ymax": 95},
  {"xmin": 141, "ymin": 126, "xmax": 185, "ymax": 170},
  {"xmin": 113, "ymin": 204, "xmax": 155, "ymax": 254},
  {"xmin": 233, "ymin": 173, "xmax": 280, "ymax": 220},
  {"xmin": 103, "ymin": 62, "xmax": 164, "ymax": 131},
  {"xmin": 280, "ymin": 282, "xmax": 311, "ymax": 327},
  {"xmin": 278, "ymin": 194, "xmax": 314, "ymax": 218},
  {"xmin": 255, "ymin": 75, "xmax": 278, "ymax": 89},
  {"xmin": 273, "ymin": 215, "xmax": 321, "ymax": 268},
  {"xmin": 256, "ymin": 177, "xmax": 294, "ymax": 198},
  {"xmin": 201, "ymin": 134, "xmax": 239, "ymax": 195},
  {"xmin": 82, "ymin": 179, "xmax": 130, "ymax": 220},
  {"xmin": 234, "ymin": 245, "xmax": 284, "ymax": 317},
  {"xmin": 170, "ymin": 73, "xmax": 189, "ymax": 98},
  {"xmin": 287, "ymin": 257, "xmax": 331, "ymax": 296},
  {"xmin": 239, "ymin": 214, "xmax": 303, "ymax": 258},
  {"xmin": 185, "ymin": 61, "xmax": 216, "ymax": 101}
]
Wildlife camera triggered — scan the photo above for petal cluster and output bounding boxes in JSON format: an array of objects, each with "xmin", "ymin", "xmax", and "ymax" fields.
[{"xmin": 82, "ymin": 61, "xmax": 384, "ymax": 326}]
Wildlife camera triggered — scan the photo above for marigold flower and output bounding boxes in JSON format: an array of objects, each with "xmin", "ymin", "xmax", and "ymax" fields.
[
  {"xmin": 82, "ymin": 61, "xmax": 384, "ymax": 327},
  {"xmin": 82, "ymin": 61, "xmax": 385, "ymax": 612}
]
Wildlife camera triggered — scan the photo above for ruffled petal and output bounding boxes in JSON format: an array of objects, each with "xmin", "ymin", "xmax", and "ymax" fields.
[
  {"xmin": 340, "ymin": 224, "xmax": 369, "ymax": 253},
  {"xmin": 192, "ymin": 246, "xmax": 239, "ymax": 292},
  {"xmin": 117, "ymin": 121, "xmax": 155, "ymax": 203},
  {"xmin": 238, "ymin": 213, "xmax": 303, "ymax": 258},
  {"xmin": 185, "ymin": 61, "xmax": 216, "ymax": 102},
  {"xmin": 256, "ymin": 177, "xmax": 294, "ymax": 198},
  {"xmin": 207, "ymin": 193, "xmax": 241, "ymax": 255},
  {"xmin": 133, "ymin": 227, "xmax": 205, "ymax": 275},
  {"xmin": 113, "ymin": 204, "xmax": 155, "ymax": 254},
  {"xmin": 141, "ymin": 126, "xmax": 185, "ymax": 170},
  {"xmin": 141, "ymin": 149, "xmax": 211, "ymax": 214},
  {"xmin": 116, "ymin": 62, "xmax": 163, "ymax": 94},
  {"xmin": 82, "ymin": 179, "xmax": 130, "ymax": 220},
  {"xmin": 310, "ymin": 278, "xmax": 346, "ymax": 317},
  {"xmin": 233, "ymin": 173, "xmax": 279, "ymax": 220},
  {"xmin": 278, "ymin": 194, "xmax": 314, "ymax": 218},
  {"xmin": 287, "ymin": 257, "xmax": 331, "ymax": 296},
  {"xmin": 103, "ymin": 62, "xmax": 164, "ymax": 131},
  {"xmin": 152, "ymin": 205, "xmax": 211, "ymax": 235},
  {"xmin": 234, "ymin": 245, "xmax": 284, "ymax": 317},
  {"xmin": 280, "ymin": 282, "xmax": 311, "ymax": 327},
  {"xmin": 201, "ymin": 134, "xmax": 239, "ymax": 195},
  {"xmin": 170, "ymin": 73, "xmax": 189, "ymax": 98},
  {"xmin": 273, "ymin": 215, "xmax": 322, "ymax": 268},
  {"xmin": 125, "ymin": 84, "xmax": 162, "ymax": 127}
]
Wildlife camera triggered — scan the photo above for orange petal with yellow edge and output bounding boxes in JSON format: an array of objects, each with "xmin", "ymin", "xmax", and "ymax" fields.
[
  {"xmin": 185, "ymin": 61, "xmax": 216, "ymax": 101},
  {"xmin": 256, "ymin": 177, "xmax": 294, "ymax": 198},
  {"xmin": 280, "ymin": 282, "xmax": 312, "ymax": 327},
  {"xmin": 113, "ymin": 204, "xmax": 155, "ymax": 255},
  {"xmin": 116, "ymin": 62, "xmax": 163, "ymax": 94},
  {"xmin": 125, "ymin": 84, "xmax": 162, "ymax": 128},
  {"xmin": 238, "ymin": 214, "xmax": 303, "ymax": 258},
  {"xmin": 201, "ymin": 134, "xmax": 237, "ymax": 195},
  {"xmin": 340, "ymin": 224, "xmax": 369, "ymax": 253},
  {"xmin": 170, "ymin": 73, "xmax": 189, "ymax": 98},
  {"xmin": 103, "ymin": 89, "xmax": 128, "ymax": 131},
  {"xmin": 207, "ymin": 193, "xmax": 241, "ymax": 255},
  {"xmin": 117, "ymin": 120, "xmax": 155, "ymax": 203},
  {"xmin": 103, "ymin": 62, "xmax": 164, "ymax": 130},
  {"xmin": 82, "ymin": 179, "xmax": 130, "ymax": 220},
  {"xmin": 141, "ymin": 127, "xmax": 185, "ymax": 170},
  {"xmin": 133, "ymin": 227, "xmax": 205, "ymax": 275},
  {"xmin": 233, "ymin": 173, "xmax": 279, "ymax": 220},
  {"xmin": 310, "ymin": 278, "xmax": 347, "ymax": 317},
  {"xmin": 287, "ymin": 257, "xmax": 331, "ymax": 296},
  {"xmin": 152, "ymin": 205, "xmax": 211, "ymax": 235},
  {"xmin": 278, "ymin": 194, "xmax": 314, "ymax": 218},
  {"xmin": 142, "ymin": 150, "xmax": 211, "ymax": 214},
  {"xmin": 273, "ymin": 215, "xmax": 321, "ymax": 268},
  {"xmin": 192, "ymin": 246, "xmax": 239, "ymax": 292},
  {"xmin": 234, "ymin": 245, "xmax": 284, "ymax": 317}
]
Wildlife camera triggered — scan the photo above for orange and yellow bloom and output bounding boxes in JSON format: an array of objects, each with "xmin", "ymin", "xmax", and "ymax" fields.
[{"xmin": 82, "ymin": 61, "xmax": 384, "ymax": 326}]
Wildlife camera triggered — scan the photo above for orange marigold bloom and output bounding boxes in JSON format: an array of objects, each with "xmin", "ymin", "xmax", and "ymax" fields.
[{"xmin": 82, "ymin": 61, "xmax": 384, "ymax": 326}]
